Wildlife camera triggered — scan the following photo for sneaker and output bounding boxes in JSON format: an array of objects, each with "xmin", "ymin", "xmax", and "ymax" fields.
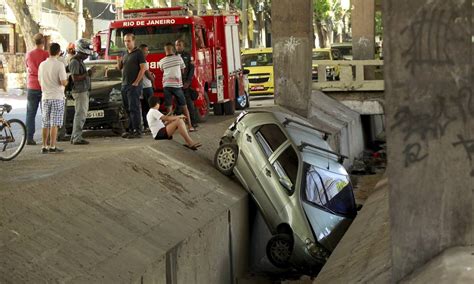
[
  {"xmin": 41, "ymin": 147, "xmax": 48, "ymax": 154},
  {"xmin": 48, "ymin": 147, "xmax": 64, "ymax": 153},
  {"xmin": 128, "ymin": 132, "xmax": 142, "ymax": 139},
  {"xmin": 71, "ymin": 139, "xmax": 89, "ymax": 145},
  {"xmin": 27, "ymin": 140, "xmax": 37, "ymax": 146},
  {"xmin": 121, "ymin": 132, "xmax": 131, "ymax": 138}
]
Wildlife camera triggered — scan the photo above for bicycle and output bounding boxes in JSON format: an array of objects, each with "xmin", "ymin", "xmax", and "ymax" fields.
[{"xmin": 0, "ymin": 104, "xmax": 26, "ymax": 161}]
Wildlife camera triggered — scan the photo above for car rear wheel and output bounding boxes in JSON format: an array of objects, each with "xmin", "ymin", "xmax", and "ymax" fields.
[
  {"xmin": 236, "ymin": 92, "xmax": 249, "ymax": 110},
  {"xmin": 266, "ymin": 234, "xmax": 293, "ymax": 269},
  {"xmin": 223, "ymin": 100, "xmax": 235, "ymax": 115},
  {"xmin": 214, "ymin": 143, "xmax": 238, "ymax": 176}
]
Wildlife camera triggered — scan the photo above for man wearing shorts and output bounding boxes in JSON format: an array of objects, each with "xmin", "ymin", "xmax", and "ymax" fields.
[
  {"xmin": 38, "ymin": 43, "xmax": 68, "ymax": 153},
  {"xmin": 157, "ymin": 43, "xmax": 194, "ymax": 131},
  {"xmin": 146, "ymin": 96, "xmax": 201, "ymax": 150}
]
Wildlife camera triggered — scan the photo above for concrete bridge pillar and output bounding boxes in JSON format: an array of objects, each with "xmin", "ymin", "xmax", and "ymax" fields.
[
  {"xmin": 352, "ymin": 0, "xmax": 376, "ymax": 60},
  {"xmin": 385, "ymin": 0, "xmax": 473, "ymax": 281},
  {"xmin": 272, "ymin": 0, "xmax": 313, "ymax": 117}
]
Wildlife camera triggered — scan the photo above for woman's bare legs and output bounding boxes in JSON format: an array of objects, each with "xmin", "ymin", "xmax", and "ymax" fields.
[{"xmin": 165, "ymin": 119, "xmax": 197, "ymax": 146}]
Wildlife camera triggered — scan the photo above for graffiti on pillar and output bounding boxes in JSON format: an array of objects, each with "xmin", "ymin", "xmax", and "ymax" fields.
[
  {"xmin": 391, "ymin": 88, "xmax": 473, "ymax": 168},
  {"xmin": 283, "ymin": 36, "xmax": 301, "ymax": 54},
  {"xmin": 400, "ymin": 6, "xmax": 466, "ymax": 74},
  {"xmin": 452, "ymin": 134, "xmax": 474, "ymax": 176},
  {"xmin": 402, "ymin": 143, "xmax": 429, "ymax": 167},
  {"xmin": 357, "ymin": 37, "xmax": 370, "ymax": 48}
]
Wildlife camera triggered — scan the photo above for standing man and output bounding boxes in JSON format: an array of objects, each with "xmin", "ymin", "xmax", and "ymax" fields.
[
  {"xmin": 25, "ymin": 33, "xmax": 49, "ymax": 145},
  {"xmin": 158, "ymin": 42, "xmax": 194, "ymax": 131},
  {"xmin": 139, "ymin": 44, "xmax": 155, "ymax": 131},
  {"xmin": 117, "ymin": 33, "xmax": 146, "ymax": 139},
  {"xmin": 69, "ymin": 39, "xmax": 95, "ymax": 145},
  {"xmin": 175, "ymin": 39, "xmax": 198, "ymax": 129},
  {"xmin": 38, "ymin": 43, "xmax": 68, "ymax": 153}
]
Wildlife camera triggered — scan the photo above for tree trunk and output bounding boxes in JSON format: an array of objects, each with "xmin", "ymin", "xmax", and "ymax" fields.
[
  {"xmin": 4, "ymin": 0, "xmax": 40, "ymax": 51},
  {"xmin": 315, "ymin": 20, "xmax": 328, "ymax": 48}
]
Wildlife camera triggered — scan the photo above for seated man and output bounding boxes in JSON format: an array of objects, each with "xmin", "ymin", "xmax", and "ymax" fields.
[{"xmin": 146, "ymin": 96, "xmax": 201, "ymax": 150}]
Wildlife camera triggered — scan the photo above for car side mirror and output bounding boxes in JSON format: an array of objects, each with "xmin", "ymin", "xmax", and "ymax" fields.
[
  {"xmin": 243, "ymin": 69, "xmax": 250, "ymax": 75},
  {"xmin": 279, "ymin": 177, "xmax": 293, "ymax": 191}
]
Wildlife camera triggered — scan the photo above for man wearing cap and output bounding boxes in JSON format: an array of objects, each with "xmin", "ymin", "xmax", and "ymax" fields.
[{"xmin": 68, "ymin": 38, "xmax": 95, "ymax": 145}]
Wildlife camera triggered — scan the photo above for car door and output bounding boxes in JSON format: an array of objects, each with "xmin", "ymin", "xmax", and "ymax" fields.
[
  {"xmin": 236, "ymin": 122, "xmax": 280, "ymax": 194},
  {"xmin": 251, "ymin": 124, "xmax": 297, "ymax": 224},
  {"xmin": 257, "ymin": 142, "xmax": 300, "ymax": 222}
]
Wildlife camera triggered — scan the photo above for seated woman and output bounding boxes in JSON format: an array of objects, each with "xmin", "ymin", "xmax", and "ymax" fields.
[{"xmin": 146, "ymin": 96, "xmax": 201, "ymax": 150}]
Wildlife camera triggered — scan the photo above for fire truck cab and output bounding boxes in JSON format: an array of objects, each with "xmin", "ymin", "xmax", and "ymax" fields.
[{"xmin": 103, "ymin": 6, "xmax": 246, "ymax": 121}]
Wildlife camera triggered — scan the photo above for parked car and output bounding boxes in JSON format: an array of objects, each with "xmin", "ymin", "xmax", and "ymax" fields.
[
  {"xmin": 312, "ymin": 48, "xmax": 340, "ymax": 81},
  {"xmin": 241, "ymin": 48, "xmax": 274, "ymax": 96},
  {"xmin": 214, "ymin": 110, "xmax": 357, "ymax": 272},
  {"xmin": 64, "ymin": 60, "xmax": 127, "ymax": 135},
  {"xmin": 330, "ymin": 42, "xmax": 353, "ymax": 60}
]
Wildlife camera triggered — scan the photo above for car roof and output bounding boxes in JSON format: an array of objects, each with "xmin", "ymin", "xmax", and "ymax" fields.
[
  {"xmin": 242, "ymin": 47, "xmax": 272, "ymax": 54},
  {"xmin": 331, "ymin": 42, "xmax": 352, "ymax": 48},
  {"xmin": 312, "ymin": 48, "xmax": 331, "ymax": 52},
  {"xmin": 271, "ymin": 112, "xmax": 348, "ymax": 174},
  {"xmin": 85, "ymin": 60, "xmax": 117, "ymax": 66}
]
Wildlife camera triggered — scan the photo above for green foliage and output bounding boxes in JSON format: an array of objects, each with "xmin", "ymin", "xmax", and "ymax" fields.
[
  {"xmin": 124, "ymin": 0, "xmax": 154, "ymax": 9},
  {"xmin": 375, "ymin": 11, "xmax": 383, "ymax": 37},
  {"xmin": 313, "ymin": 0, "xmax": 332, "ymax": 21}
]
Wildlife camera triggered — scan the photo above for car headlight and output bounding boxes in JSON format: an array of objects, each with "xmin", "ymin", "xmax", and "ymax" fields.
[
  {"xmin": 109, "ymin": 88, "xmax": 122, "ymax": 102},
  {"xmin": 305, "ymin": 238, "xmax": 330, "ymax": 261}
]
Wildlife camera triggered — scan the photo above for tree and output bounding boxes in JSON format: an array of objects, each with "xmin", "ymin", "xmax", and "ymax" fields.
[
  {"xmin": 313, "ymin": 0, "xmax": 331, "ymax": 48},
  {"xmin": 124, "ymin": 0, "xmax": 154, "ymax": 9},
  {"xmin": 4, "ymin": 0, "xmax": 40, "ymax": 51}
]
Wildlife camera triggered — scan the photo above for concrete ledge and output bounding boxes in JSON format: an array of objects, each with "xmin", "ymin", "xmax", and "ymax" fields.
[
  {"xmin": 402, "ymin": 246, "xmax": 474, "ymax": 283},
  {"xmin": 315, "ymin": 178, "xmax": 391, "ymax": 283},
  {"xmin": 0, "ymin": 142, "xmax": 248, "ymax": 283}
]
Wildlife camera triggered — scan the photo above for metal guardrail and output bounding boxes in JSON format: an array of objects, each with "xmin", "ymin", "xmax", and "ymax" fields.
[{"xmin": 312, "ymin": 59, "xmax": 384, "ymax": 92}]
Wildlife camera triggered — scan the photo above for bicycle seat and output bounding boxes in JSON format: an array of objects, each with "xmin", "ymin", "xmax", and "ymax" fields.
[{"xmin": 0, "ymin": 104, "xmax": 12, "ymax": 113}]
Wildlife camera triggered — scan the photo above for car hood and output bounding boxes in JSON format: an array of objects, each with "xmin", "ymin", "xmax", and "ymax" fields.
[{"xmin": 89, "ymin": 80, "xmax": 122, "ymax": 102}]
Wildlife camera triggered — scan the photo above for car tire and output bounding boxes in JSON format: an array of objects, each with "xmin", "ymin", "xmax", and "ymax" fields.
[
  {"xmin": 214, "ymin": 102, "xmax": 224, "ymax": 116},
  {"xmin": 223, "ymin": 100, "xmax": 235, "ymax": 115},
  {"xmin": 266, "ymin": 234, "xmax": 293, "ymax": 269},
  {"xmin": 236, "ymin": 92, "xmax": 249, "ymax": 110},
  {"xmin": 214, "ymin": 143, "xmax": 238, "ymax": 176}
]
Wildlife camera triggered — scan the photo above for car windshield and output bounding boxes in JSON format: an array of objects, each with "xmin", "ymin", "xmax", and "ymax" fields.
[
  {"xmin": 312, "ymin": 51, "xmax": 331, "ymax": 60},
  {"xmin": 242, "ymin": 52, "xmax": 273, "ymax": 67},
  {"xmin": 87, "ymin": 64, "xmax": 122, "ymax": 81},
  {"xmin": 303, "ymin": 163, "xmax": 356, "ymax": 216},
  {"xmin": 108, "ymin": 25, "xmax": 192, "ymax": 55}
]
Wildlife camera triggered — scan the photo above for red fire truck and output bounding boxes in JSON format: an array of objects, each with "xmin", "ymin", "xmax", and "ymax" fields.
[{"xmin": 98, "ymin": 6, "xmax": 247, "ymax": 121}]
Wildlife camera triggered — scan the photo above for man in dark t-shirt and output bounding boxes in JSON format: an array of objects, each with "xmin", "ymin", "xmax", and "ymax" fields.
[{"xmin": 117, "ymin": 33, "xmax": 146, "ymax": 138}]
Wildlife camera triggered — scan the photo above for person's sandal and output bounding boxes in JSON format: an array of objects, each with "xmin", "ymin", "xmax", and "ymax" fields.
[
  {"xmin": 189, "ymin": 127, "xmax": 197, "ymax": 132},
  {"xmin": 183, "ymin": 143, "xmax": 202, "ymax": 150}
]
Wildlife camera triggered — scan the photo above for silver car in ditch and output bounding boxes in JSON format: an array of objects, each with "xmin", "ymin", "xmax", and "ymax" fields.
[{"xmin": 214, "ymin": 111, "xmax": 357, "ymax": 271}]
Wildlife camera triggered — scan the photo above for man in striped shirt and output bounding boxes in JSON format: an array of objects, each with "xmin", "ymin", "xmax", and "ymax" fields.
[{"xmin": 158, "ymin": 42, "xmax": 193, "ymax": 131}]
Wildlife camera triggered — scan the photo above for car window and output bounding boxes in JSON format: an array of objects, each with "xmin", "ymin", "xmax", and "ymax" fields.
[
  {"xmin": 255, "ymin": 124, "xmax": 287, "ymax": 157},
  {"xmin": 303, "ymin": 163, "xmax": 356, "ymax": 216},
  {"xmin": 89, "ymin": 64, "xmax": 122, "ymax": 81},
  {"xmin": 242, "ymin": 52, "xmax": 273, "ymax": 67},
  {"xmin": 272, "ymin": 146, "xmax": 299, "ymax": 192},
  {"xmin": 312, "ymin": 51, "xmax": 330, "ymax": 60}
]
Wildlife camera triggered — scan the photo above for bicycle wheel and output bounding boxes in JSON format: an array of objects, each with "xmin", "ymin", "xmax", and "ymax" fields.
[{"xmin": 0, "ymin": 119, "xmax": 27, "ymax": 161}]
